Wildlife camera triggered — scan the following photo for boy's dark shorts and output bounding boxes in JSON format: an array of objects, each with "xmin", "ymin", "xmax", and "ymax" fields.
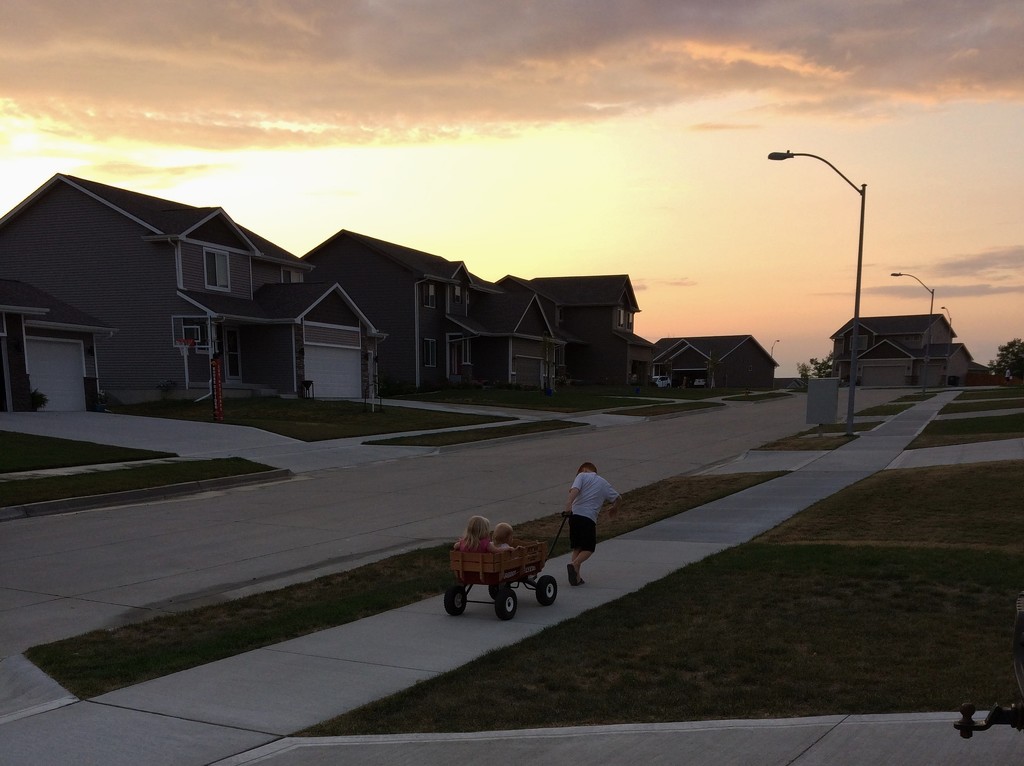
[{"xmin": 568, "ymin": 515, "xmax": 597, "ymax": 552}]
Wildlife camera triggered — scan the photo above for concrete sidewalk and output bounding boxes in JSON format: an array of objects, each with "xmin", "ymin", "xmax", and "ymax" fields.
[{"xmin": 6, "ymin": 390, "xmax": 1024, "ymax": 764}]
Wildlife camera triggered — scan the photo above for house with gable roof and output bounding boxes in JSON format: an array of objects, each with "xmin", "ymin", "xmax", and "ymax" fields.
[
  {"xmin": 830, "ymin": 314, "xmax": 973, "ymax": 387},
  {"xmin": 0, "ymin": 175, "xmax": 384, "ymax": 406},
  {"xmin": 0, "ymin": 279, "xmax": 114, "ymax": 411},
  {"xmin": 651, "ymin": 335, "xmax": 777, "ymax": 389},
  {"xmin": 303, "ymin": 230, "xmax": 565, "ymax": 389},
  {"xmin": 499, "ymin": 274, "xmax": 653, "ymax": 386}
]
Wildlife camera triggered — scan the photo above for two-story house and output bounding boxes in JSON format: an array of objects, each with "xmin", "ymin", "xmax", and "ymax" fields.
[
  {"xmin": 651, "ymin": 335, "xmax": 777, "ymax": 389},
  {"xmin": 303, "ymin": 230, "xmax": 562, "ymax": 389},
  {"xmin": 0, "ymin": 175, "xmax": 384, "ymax": 406},
  {"xmin": 499, "ymin": 275, "xmax": 652, "ymax": 386},
  {"xmin": 830, "ymin": 314, "xmax": 973, "ymax": 387}
]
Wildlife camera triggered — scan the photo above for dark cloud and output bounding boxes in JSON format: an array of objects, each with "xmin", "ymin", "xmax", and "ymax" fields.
[{"xmin": 1, "ymin": 0, "xmax": 1021, "ymax": 149}]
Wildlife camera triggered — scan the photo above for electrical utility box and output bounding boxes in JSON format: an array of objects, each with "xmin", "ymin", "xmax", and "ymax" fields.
[{"xmin": 806, "ymin": 377, "xmax": 840, "ymax": 425}]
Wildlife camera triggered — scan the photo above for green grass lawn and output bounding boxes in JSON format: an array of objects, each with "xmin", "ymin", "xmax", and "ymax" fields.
[
  {"xmin": 366, "ymin": 419, "xmax": 584, "ymax": 446},
  {"xmin": 0, "ymin": 431, "xmax": 172, "ymax": 472},
  {"xmin": 397, "ymin": 385, "xmax": 744, "ymax": 413},
  {"xmin": 109, "ymin": 398, "xmax": 512, "ymax": 440},
  {"xmin": 1, "ymin": 458, "xmax": 273, "ymax": 507}
]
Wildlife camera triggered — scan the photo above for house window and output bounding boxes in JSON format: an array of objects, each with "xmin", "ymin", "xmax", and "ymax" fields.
[
  {"xmin": 281, "ymin": 268, "xmax": 303, "ymax": 283},
  {"xmin": 452, "ymin": 285, "xmax": 462, "ymax": 304},
  {"xmin": 422, "ymin": 283, "xmax": 436, "ymax": 308},
  {"xmin": 205, "ymin": 249, "xmax": 230, "ymax": 290},
  {"xmin": 422, "ymin": 338, "xmax": 437, "ymax": 367},
  {"xmin": 617, "ymin": 308, "xmax": 634, "ymax": 330}
]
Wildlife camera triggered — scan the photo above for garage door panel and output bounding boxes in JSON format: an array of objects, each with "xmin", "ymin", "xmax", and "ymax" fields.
[
  {"xmin": 26, "ymin": 339, "xmax": 86, "ymax": 411},
  {"xmin": 304, "ymin": 345, "xmax": 361, "ymax": 398},
  {"xmin": 514, "ymin": 357, "xmax": 542, "ymax": 388}
]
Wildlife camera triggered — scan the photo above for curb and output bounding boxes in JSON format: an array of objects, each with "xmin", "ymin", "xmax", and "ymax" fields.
[{"xmin": 0, "ymin": 469, "xmax": 294, "ymax": 521}]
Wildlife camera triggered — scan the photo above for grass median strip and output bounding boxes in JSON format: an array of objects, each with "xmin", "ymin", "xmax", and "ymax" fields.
[
  {"xmin": 25, "ymin": 471, "xmax": 780, "ymax": 699},
  {"xmin": 0, "ymin": 431, "xmax": 173, "ymax": 472},
  {"xmin": 2, "ymin": 458, "xmax": 275, "ymax": 507},
  {"xmin": 305, "ymin": 460, "xmax": 1024, "ymax": 735},
  {"xmin": 365, "ymin": 420, "xmax": 583, "ymax": 446},
  {"xmin": 109, "ymin": 399, "xmax": 511, "ymax": 441},
  {"xmin": 908, "ymin": 412, "xmax": 1024, "ymax": 449},
  {"xmin": 605, "ymin": 401, "xmax": 723, "ymax": 417}
]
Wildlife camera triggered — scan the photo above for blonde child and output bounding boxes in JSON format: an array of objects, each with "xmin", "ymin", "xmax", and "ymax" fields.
[
  {"xmin": 453, "ymin": 515, "xmax": 501, "ymax": 553},
  {"xmin": 492, "ymin": 522, "xmax": 515, "ymax": 550}
]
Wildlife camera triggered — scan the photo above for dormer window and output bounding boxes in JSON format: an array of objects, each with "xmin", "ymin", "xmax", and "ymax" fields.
[
  {"xmin": 452, "ymin": 285, "xmax": 463, "ymax": 304},
  {"xmin": 422, "ymin": 283, "xmax": 436, "ymax": 308},
  {"xmin": 617, "ymin": 308, "xmax": 634, "ymax": 330},
  {"xmin": 205, "ymin": 249, "xmax": 230, "ymax": 290},
  {"xmin": 282, "ymin": 268, "xmax": 303, "ymax": 283}
]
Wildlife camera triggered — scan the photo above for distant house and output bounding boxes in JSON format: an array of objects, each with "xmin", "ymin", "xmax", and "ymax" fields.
[
  {"xmin": 499, "ymin": 275, "xmax": 653, "ymax": 386},
  {"xmin": 304, "ymin": 230, "xmax": 563, "ymax": 389},
  {"xmin": 651, "ymin": 335, "xmax": 777, "ymax": 389},
  {"xmin": 0, "ymin": 175, "xmax": 384, "ymax": 405},
  {"xmin": 0, "ymin": 279, "xmax": 113, "ymax": 411},
  {"xmin": 830, "ymin": 314, "xmax": 973, "ymax": 387}
]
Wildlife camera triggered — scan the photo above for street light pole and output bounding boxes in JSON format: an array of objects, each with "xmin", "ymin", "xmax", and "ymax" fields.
[
  {"xmin": 768, "ymin": 151, "xmax": 866, "ymax": 436},
  {"xmin": 891, "ymin": 272, "xmax": 935, "ymax": 393},
  {"xmin": 770, "ymin": 339, "xmax": 780, "ymax": 358}
]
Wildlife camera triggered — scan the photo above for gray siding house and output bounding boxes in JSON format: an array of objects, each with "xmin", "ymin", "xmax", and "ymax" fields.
[
  {"xmin": 303, "ymin": 230, "xmax": 563, "ymax": 389},
  {"xmin": 0, "ymin": 175, "xmax": 383, "ymax": 405},
  {"xmin": 651, "ymin": 335, "xmax": 778, "ymax": 389},
  {"xmin": 500, "ymin": 274, "xmax": 653, "ymax": 386},
  {"xmin": 830, "ymin": 314, "xmax": 973, "ymax": 387}
]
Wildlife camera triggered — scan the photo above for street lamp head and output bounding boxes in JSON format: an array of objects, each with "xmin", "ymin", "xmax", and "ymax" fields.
[
  {"xmin": 767, "ymin": 151, "xmax": 793, "ymax": 161},
  {"xmin": 891, "ymin": 272, "xmax": 903, "ymax": 277}
]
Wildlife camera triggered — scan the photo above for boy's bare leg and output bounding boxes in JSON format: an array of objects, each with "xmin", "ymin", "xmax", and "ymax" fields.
[{"xmin": 571, "ymin": 549, "xmax": 592, "ymax": 581}]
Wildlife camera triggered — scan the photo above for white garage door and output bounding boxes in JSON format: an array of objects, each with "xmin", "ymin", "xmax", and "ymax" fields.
[
  {"xmin": 26, "ymin": 338, "xmax": 86, "ymax": 411},
  {"xmin": 514, "ymin": 357, "xmax": 542, "ymax": 387},
  {"xmin": 304, "ymin": 345, "xmax": 361, "ymax": 398}
]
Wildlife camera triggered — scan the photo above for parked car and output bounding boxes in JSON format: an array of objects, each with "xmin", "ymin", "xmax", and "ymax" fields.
[
  {"xmin": 652, "ymin": 375, "xmax": 671, "ymax": 388},
  {"xmin": 693, "ymin": 378, "xmax": 706, "ymax": 387}
]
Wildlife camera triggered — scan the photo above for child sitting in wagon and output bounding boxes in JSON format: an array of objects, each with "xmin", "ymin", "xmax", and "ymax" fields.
[{"xmin": 453, "ymin": 515, "xmax": 504, "ymax": 553}]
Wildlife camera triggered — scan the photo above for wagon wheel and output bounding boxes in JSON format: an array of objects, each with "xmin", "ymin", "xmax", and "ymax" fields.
[
  {"xmin": 494, "ymin": 586, "xmax": 518, "ymax": 620},
  {"xmin": 535, "ymin": 575, "xmax": 557, "ymax": 606},
  {"xmin": 444, "ymin": 585, "xmax": 467, "ymax": 616}
]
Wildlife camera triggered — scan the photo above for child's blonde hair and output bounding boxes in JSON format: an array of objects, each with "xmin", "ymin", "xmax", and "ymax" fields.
[
  {"xmin": 492, "ymin": 522, "xmax": 513, "ymax": 546},
  {"xmin": 460, "ymin": 515, "xmax": 491, "ymax": 550}
]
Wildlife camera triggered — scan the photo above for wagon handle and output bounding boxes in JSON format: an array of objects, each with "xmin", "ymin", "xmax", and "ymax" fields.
[{"xmin": 549, "ymin": 513, "xmax": 569, "ymax": 557}]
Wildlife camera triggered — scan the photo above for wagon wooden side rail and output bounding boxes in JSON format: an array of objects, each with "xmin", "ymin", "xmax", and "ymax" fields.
[{"xmin": 445, "ymin": 541, "xmax": 557, "ymax": 620}]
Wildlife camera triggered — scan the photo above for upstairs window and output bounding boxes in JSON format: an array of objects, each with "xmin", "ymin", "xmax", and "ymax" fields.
[
  {"xmin": 452, "ymin": 285, "xmax": 463, "ymax": 304},
  {"xmin": 617, "ymin": 308, "xmax": 634, "ymax": 330},
  {"xmin": 282, "ymin": 268, "xmax": 303, "ymax": 283},
  {"xmin": 205, "ymin": 249, "xmax": 230, "ymax": 290},
  {"xmin": 422, "ymin": 283, "xmax": 436, "ymax": 308}
]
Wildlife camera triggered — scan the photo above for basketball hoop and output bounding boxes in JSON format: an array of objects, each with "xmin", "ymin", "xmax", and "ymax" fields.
[{"xmin": 175, "ymin": 338, "xmax": 196, "ymax": 356}]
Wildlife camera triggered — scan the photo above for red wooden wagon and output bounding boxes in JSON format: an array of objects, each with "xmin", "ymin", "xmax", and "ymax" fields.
[{"xmin": 445, "ymin": 540, "xmax": 558, "ymax": 620}]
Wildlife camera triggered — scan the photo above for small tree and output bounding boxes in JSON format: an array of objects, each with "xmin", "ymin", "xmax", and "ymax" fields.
[
  {"xmin": 801, "ymin": 352, "xmax": 834, "ymax": 379},
  {"xmin": 990, "ymin": 338, "xmax": 1024, "ymax": 379}
]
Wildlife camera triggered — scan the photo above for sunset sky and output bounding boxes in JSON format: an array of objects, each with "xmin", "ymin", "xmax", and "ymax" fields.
[{"xmin": 1, "ymin": 1, "xmax": 1021, "ymax": 375}]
